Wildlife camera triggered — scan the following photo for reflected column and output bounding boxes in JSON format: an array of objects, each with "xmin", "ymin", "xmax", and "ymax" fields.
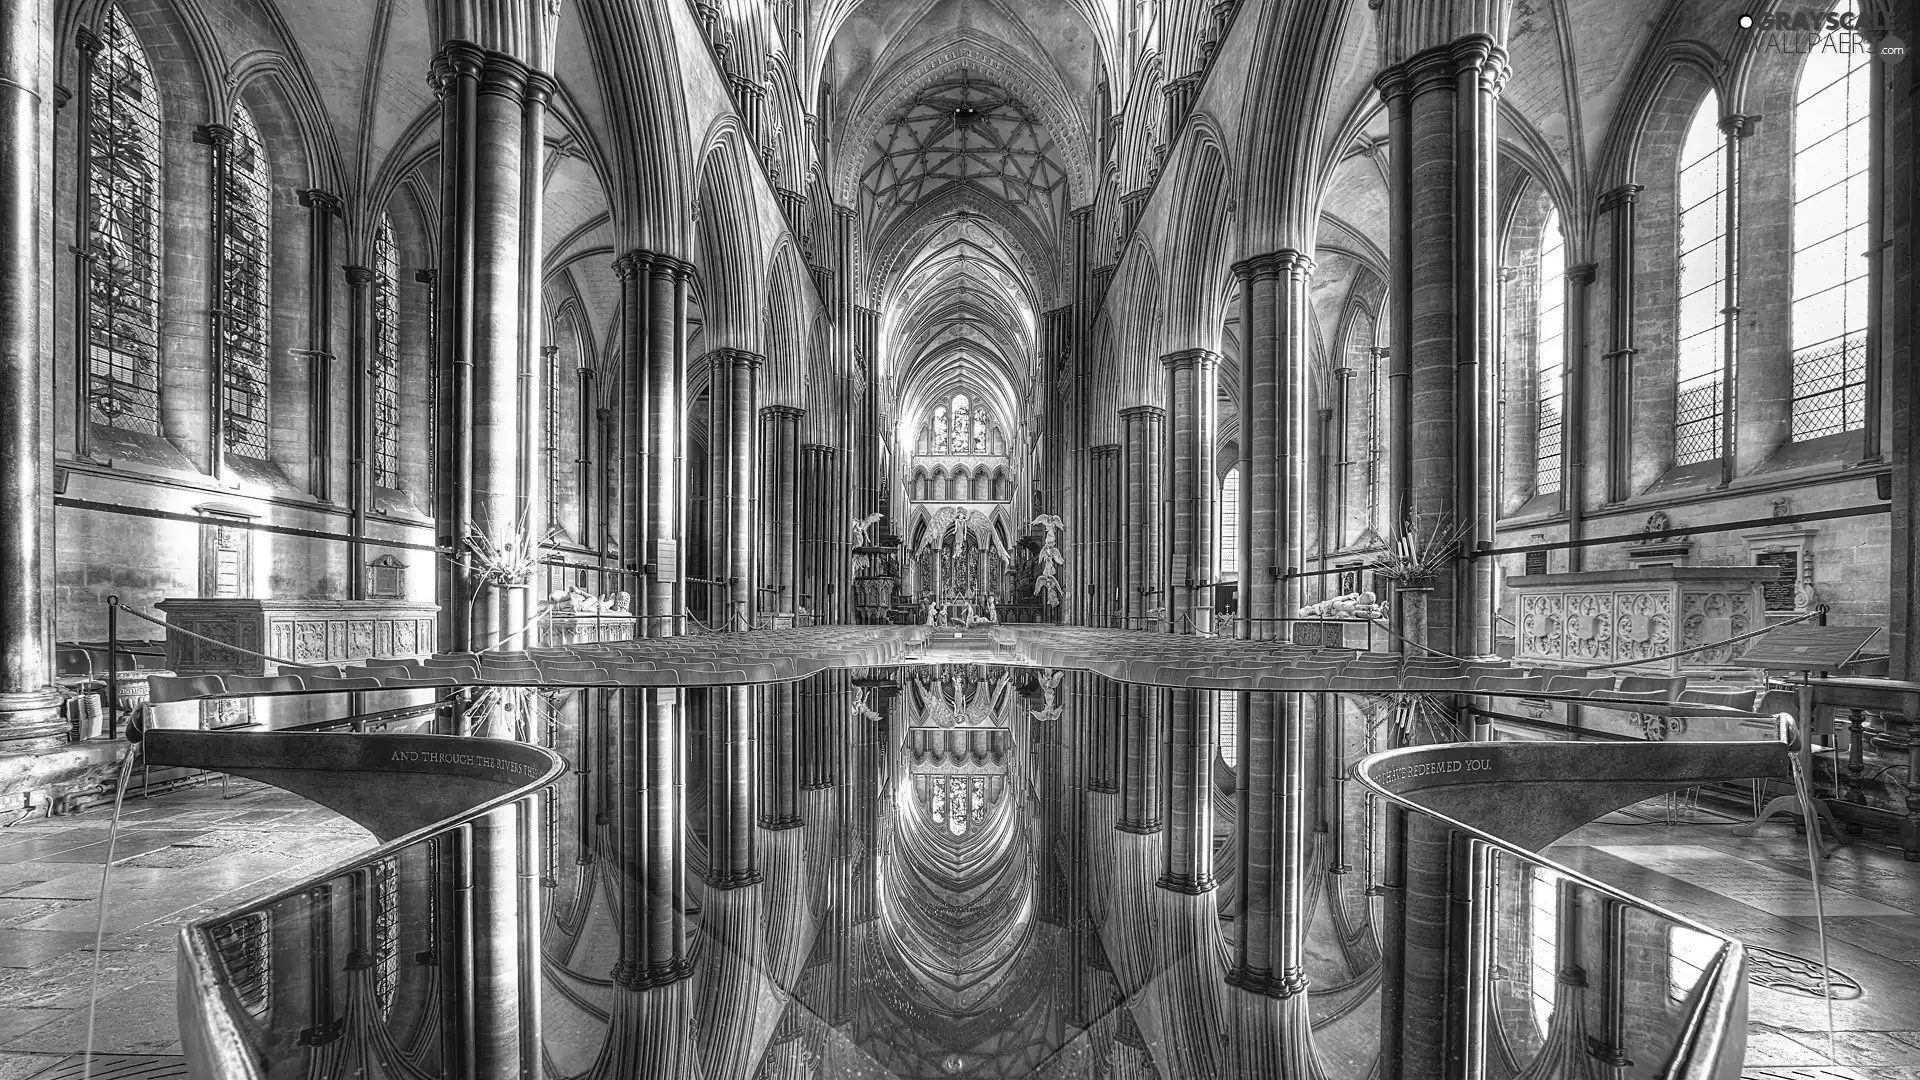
[
  {"xmin": 1118, "ymin": 684, "xmax": 1163, "ymax": 834},
  {"xmin": 1158, "ymin": 687, "xmax": 1216, "ymax": 893},
  {"xmin": 706, "ymin": 684, "xmax": 762, "ymax": 888},
  {"xmin": 759, "ymin": 681, "xmax": 801, "ymax": 830},
  {"xmin": 612, "ymin": 688, "xmax": 692, "ymax": 988}
]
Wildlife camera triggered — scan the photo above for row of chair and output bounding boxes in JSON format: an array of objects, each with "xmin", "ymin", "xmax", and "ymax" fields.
[{"xmin": 149, "ymin": 626, "xmax": 932, "ymax": 703}]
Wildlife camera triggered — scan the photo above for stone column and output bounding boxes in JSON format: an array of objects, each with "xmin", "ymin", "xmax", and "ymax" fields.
[
  {"xmin": 704, "ymin": 350, "xmax": 760, "ymax": 630},
  {"xmin": 468, "ymin": 801, "xmax": 524, "ymax": 1077},
  {"xmin": 1235, "ymin": 252, "xmax": 1312, "ymax": 640},
  {"xmin": 706, "ymin": 684, "xmax": 761, "ymax": 888},
  {"xmin": 759, "ymin": 681, "xmax": 801, "ymax": 830},
  {"xmin": 1158, "ymin": 687, "xmax": 1216, "ymax": 893},
  {"xmin": 1596, "ymin": 184, "xmax": 1641, "ymax": 507},
  {"xmin": 1374, "ymin": 36, "xmax": 1507, "ymax": 657},
  {"xmin": 0, "ymin": 0, "xmax": 64, "ymax": 750},
  {"xmin": 1117, "ymin": 684, "xmax": 1163, "ymax": 834},
  {"xmin": 646, "ymin": 257, "xmax": 689, "ymax": 637},
  {"xmin": 762, "ymin": 406, "xmax": 802, "ymax": 616},
  {"xmin": 432, "ymin": 42, "xmax": 544, "ymax": 652},
  {"xmin": 344, "ymin": 265, "xmax": 377, "ymax": 598},
  {"xmin": 1120, "ymin": 406, "xmax": 1165, "ymax": 630},
  {"xmin": 1164, "ymin": 349, "xmax": 1220, "ymax": 634}
]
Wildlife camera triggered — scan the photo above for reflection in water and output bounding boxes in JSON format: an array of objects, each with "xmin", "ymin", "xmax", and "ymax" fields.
[{"xmin": 202, "ymin": 667, "xmax": 1728, "ymax": 1079}]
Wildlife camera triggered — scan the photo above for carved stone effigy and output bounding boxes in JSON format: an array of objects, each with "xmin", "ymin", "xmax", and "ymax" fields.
[
  {"xmin": 154, "ymin": 599, "xmax": 440, "ymax": 676},
  {"xmin": 1505, "ymin": 567, "xmax": 1775, "ymax": 676}
]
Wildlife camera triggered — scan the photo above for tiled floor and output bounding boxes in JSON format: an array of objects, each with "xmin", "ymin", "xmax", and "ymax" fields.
[
  {"xmin": 1553, "ymin": 803, "xmax": 1920, "ymax": 1080},
  {"xmin": 0, "ymin": 778, "xmax": 372, "ymax": 1079}
]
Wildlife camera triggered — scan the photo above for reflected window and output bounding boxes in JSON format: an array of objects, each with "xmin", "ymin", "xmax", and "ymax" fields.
[
  {"xmin": 1668, "ymin": 925, "xmax": 1721, "ymax": 1001},
  {"xmin": 1790, "ymin": 4, "xmax": 1871, "ymax": 441},
  {"xmin": 1218, "ymin": 691, "xmax": 1237, "ymax": 768},
  {"xmin": 87, "ymin": 5, "xmax": 164, "ymax": 435},
  {"xmin": 1529, "ymin": 869, "xmax": 1558, "ymax": 1036},
  {"xmin": 207, "ymin": 910, "xmax": 271, "ymax": 1022}
]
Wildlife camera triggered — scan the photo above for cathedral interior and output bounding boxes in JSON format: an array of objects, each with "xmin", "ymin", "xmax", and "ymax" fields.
[{"xmin": 0, "ymin": 0, "xmax": 1915, "ymax": 1074}]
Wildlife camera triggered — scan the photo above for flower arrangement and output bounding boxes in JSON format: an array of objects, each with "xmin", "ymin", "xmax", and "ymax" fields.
[{"xmin": 1373, "ymin": 510, "xmax": 1473, "ymax": 585}]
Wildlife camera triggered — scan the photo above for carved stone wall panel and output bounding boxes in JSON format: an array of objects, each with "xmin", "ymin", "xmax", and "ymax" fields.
[
  {"xmin": 1612, "ymin": 590, "xmax": 1673, "ymax": 665},
  {"xmin": 1564, "ymin": 592, "xmax": 1614, "ymax": 662},
  {"xmin": 156, "ymin": 600, "xmax": 441, "ymax": 675},
  {"xmin": 1682, "ymin": 590, "xmax": 1753, "ymax": 666},
  {"xmin": 1519, "ymin": 593, "xmax": 1564, "ymax": 661}
]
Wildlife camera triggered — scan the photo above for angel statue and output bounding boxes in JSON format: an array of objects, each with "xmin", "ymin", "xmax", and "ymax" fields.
[
  {"xmin": 851, "ymin": 685, "xmax": 883, "ymax": 725},
  {"xmin": 1029, "ymin": 669, "xmax": 1065, "ymax": 724},
  {"xmin": 1030, "ymin": 514, "xmax": 1067, "ymax": 607},
  {"xmin": 851, "ymin": 512, "xmax": 884, "ymax": 548}
]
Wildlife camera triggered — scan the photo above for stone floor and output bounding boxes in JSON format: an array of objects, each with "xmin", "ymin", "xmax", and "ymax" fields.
[
  {"xmin": 1553, "ymin": 799, "xmax": 1920, "ymax": 1080},
  {"xmin": 0, "ymin": 776, "xmax": 372, "ymax": 1079},
  {"xmin": 0, "ymin": 767, "xmax": 1912, "ymax": 1077}
]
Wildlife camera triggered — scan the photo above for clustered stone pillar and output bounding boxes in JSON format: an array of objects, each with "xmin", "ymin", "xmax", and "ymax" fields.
[
  {"xmin": 1234, "ymin": 251, "xmax": 1313, "ymax": 642},
  {"xmin": 704, "ymin": 350, "xmax": 761, "ymax": 630},
  {"xmin": 1596, "ymin": 183, "xmax": 1641, "ymax": 508},
  {"xmin": 614, "ymin": 250, "xmax": 691, "ymax": 638},
  {"xmin": 1157, "ymin": 687, "xmax": 1216, "ymax": 893},
  {"xmin": 705, "ymin": 685, "xmax": 762, "ymax": 889},
  {"xmin": 1374, "ymin": 35, "xmax": 1505, "ymax": 658},
  {"xmin": 612, "ymin": 687, "xmax": 692, "ymax": 989},
  {"xmin": 1117, "ymin": 683, "xmax": 1163, "ymax": 834},
  {"xmin": 761, "ymin": 406, "xmax": 803, "ymax": 617},
  {"xmin": 1374, "ymin": 25, "xmax": 1510, "ymax": 1078},
  {"xmin": 1119, "ymin": 406, "xmax": 1165, "ymax": 630},
  {"xmin": 1163, "ymin": 349, "xmax": 1220, "ymax": 634},
  {"xmin": 431, "ymin": 42, "xmax": 549, "ymax": 652},
  {"xmin": 0, "ymin": 0, "xmax": 65, "ymax": 751},
  {"xmin": 798, "ymin": 444, "xmax": 842, "ymax": 623}
]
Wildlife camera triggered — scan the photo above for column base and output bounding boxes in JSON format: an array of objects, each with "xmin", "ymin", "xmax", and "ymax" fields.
[
  {"xmin": 0, "ymin": 691, "xmax": 68, "ymax": 754},
  {"xmin": 1115, "ymin": 819, "xmax": 1163, "ymax": 835},
  {"xmin": 758, "ymin": 815, "xmax": 804, "ymax": 831},
  {"xmin": 1225, "ymin": 966, "xmax": 1311, "ymax": 998},
  {"xmin": 1088, "ymin": 780, "xmax": 1119, "ymax": 794},
  {"xmin": 800, "ymin": 780, "xmax": 834, "ymax": 791},
  {"xmin": 1155, "ymin": 872, "xmax": 1216, "ymax": 895},
  {"xmin": 611, "ymin": 955, "xmax": 697, "ymax": 990},
  {"xmin": 706, "ymin": 869, "xmax": 764, "ymax": 890}
]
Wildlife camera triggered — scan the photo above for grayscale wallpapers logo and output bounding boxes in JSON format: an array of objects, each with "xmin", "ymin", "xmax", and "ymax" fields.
[{"xmin": 1738, "ymin": 3, "xmax": 1908, "ymax": 60}]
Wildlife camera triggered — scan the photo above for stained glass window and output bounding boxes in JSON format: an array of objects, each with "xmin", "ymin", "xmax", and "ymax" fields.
[
  {"xmin": 220, "ymin": 104, "xmax": 273, "ymax": 458},
  {"xmin": 951, "ymin": 395, "xmax": 970, "ymax": 451},
  {"xmin": 371, "ymin": 215, "xmax": 400, "ymax": 487},
  {"xmin": 1674, "ymin": 94, "xmax": 1727, "ymax": 466},
  {"xmin": 1790, "ymin": 6, "xmax": 1871, "ymax": 440},
  {"xmin": 87, "ymin": 6, "xmax": 164, "ymax": 434},
  {"xmin": 1535, "ymin": 207, "xmax": 1565, "ymax": 494},
  {"xmin": 932, "ymin": 406, "xmax": 949, "ymax": 453}
]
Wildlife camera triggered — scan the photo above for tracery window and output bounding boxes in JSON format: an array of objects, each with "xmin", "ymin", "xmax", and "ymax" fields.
[
  {"xmin": 371, "ymin": 215, "xmax": 400, "ymax": 487},
  {"xmin": 1535, "ymin": 208, "xmax": 1566, "ymax": 494},
  {"xmin": 86, "ymin": 5, "xmax": 164, "ymax": 435},
  {"xmin": 951, "ymin": 395, "xmax": 971, "ymax": 450},
  {"xmin": 219, "ymin": 104, "xmax": 273, "ymax": 458},
  {"xmin": 1789, "ymin": 11, "xmax": 1871, "ymax": 440},
  {"xmin": 1674, "ymin": 93, "xmax": 1728, "ymax": 466},
  {"xmin": 932, "ymin": 406, "xmax": 949, "ymax": 453}
]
